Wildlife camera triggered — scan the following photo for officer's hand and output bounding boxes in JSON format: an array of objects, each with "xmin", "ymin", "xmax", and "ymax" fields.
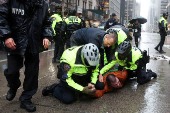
[
  {"xmin": 43, "ymin": 38, "xmax": 50, "ymax": 49},
  {"xmin": 83, "ymin": 86, "xmax": 96, "ymax": 95},
  {"xmin": 5, "ymin": 38, "xmax": 16, "ymax": 50},
  {"xmin": 88, "ymin": 83, "xmax": 95, "ymax": 90}
]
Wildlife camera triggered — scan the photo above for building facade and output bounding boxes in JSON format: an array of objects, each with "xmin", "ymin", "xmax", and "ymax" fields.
[
  {"xmin": 109, "ymin": 0, "xmax": 121, "ymax": 19},
  {"xmin": 124, "ymin": 0, "xmax": 134, "ymax": 25}
]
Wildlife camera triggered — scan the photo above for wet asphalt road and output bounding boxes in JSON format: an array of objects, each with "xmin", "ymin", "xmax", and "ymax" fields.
[{"xmin": 0, "ymin": 32, "xmax": 170, "ymax": 113}]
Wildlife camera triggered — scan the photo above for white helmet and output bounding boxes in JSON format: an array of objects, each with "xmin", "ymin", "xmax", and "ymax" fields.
[{"xmin": 81, "ymin": 43, "xmax": 100, "ymax": 66}]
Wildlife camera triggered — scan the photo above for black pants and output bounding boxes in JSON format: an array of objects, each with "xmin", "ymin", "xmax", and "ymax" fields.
[
  {"xmin": 53, "ymin": 80, "xmax": 104, "ymax": 104},
  {"xmin": 4, "ymin": 49, "xmax": 39, "ymax": 101},
  {"xmin": 134, "ymin": 36, "xmax": 139, "ymax": 47},
  {"xmin": 53, "ymin": 35, "xmax": 64, "ymax": 60},
  {"xmin": 127, "ymin": 58, "xmax": 152, "ymax": 85},
  {"xmin": 155, "ymin": 33, "xmax": 166, "ymax": 51},
  {"xmin": 66, "ymin": 38, "xmax": 71, "ymax": 49},
  {"xmin": 54, "ymin": 63, "xmax": 104, "ymax": 104}
]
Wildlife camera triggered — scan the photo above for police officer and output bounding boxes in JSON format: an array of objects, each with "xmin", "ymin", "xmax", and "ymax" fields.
[
  {"xmin": 51, "ymin": 6, "xmax": 64, "ymax": 63},
  {"xmin": 105, "ymin": 25, "xmax": 130, "ymax": 63},
  {"xmin": 99, "ymin": 41, "xmax": 157, "ymax": 85},
  {"xmin": 42, "ymin": 43, "xmax": 104, "ymax": 104},
  {"xmin": 61, "ymin": 8, "xmax": 82, "ymax": 49},
  {"xmin": 97, "ymin": 26, "xmax": 130, "ymax": 81},
  {"xmin": 0, "ymin": 0, "xmax": 52, "ymax": 112},
  {"xmin": 79, "ymin": 13, "xmax": 86, "ymax": 28},
  {"xmin": 104, "ymin": 13, "xmax": 118, "ymax": 30},
  {"xmin": 69, "ymin": 28, "xmax": 118, "ymax": 68},
  {"xmin": 132, "ymin": 20, "xmax": 141, "ymax": 47},
  {"xmin": 155, "ymin": 12, "xmax": 168, "ymax": 54}
]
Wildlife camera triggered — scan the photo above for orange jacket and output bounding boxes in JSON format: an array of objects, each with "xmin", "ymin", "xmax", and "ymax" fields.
[{"xmin": 93, "ymin": 71, "xmax": 128, "ymax": 98}]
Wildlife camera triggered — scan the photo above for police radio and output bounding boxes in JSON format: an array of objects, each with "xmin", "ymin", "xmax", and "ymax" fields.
[{"xmin": 142, "ymin": 48, "xmax": 150, "ymax": 64}]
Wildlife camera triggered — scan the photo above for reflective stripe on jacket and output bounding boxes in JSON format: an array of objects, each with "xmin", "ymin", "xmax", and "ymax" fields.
[
  {"xmin": 51, "ymin": 14, "xmax": 62, "ymax": 35},
  {"xmin": 60, "ymin": 46, "xmax": 99, "ymax": 92},
  {"xmin": 100, "ymin": 46, "xmax": 142, "ymax": 74},
  {"xmin": 159, "ymin": 17, "xmax": 168, "ymax": 32}
]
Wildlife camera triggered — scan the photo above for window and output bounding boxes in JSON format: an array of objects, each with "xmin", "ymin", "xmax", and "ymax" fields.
[
  {"xmin": 85, "ymin": 2, "xmax": 86, "ymax": 9},
  {"xmin": 83, "ymin": 1, "xmax": 85, "ymax": 9},
  {"xmin": 89, "ymin": 4, "xmax": 92, "ymax": 9},
  {"xmin": 78, "ymin": 0, "xmax": 80, "ymax": 6},
  {"xmin": 89, "ymin": 1, "xmax": 92, "ymax": 9}
]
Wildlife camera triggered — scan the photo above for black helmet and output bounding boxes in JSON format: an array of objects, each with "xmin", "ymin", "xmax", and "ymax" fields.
[
  {"xmin": 163, "ymin": 12, "xmax": 168, "ymax": 17},
  {"xmin": 69, "ymin": 8, "xmax": 76, "ymax": 15},
  {"xmin": 116, "ymin": 41, "xmax": 131, "ymax": 55},
  {"xmin": 55, "ymin": 6, "xmax": 62, "ymax": 10}
]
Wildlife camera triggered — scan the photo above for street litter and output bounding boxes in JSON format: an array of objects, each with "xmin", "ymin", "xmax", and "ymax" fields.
[{"xmin": 151, "ymin": 55, "xmax": 170, "ymax": 64}]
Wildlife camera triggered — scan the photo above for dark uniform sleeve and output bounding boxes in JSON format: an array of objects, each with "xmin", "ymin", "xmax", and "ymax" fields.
[
  {"xmin": 104, "ymin": 20, "xmax": 109, "ymax": 30},
  {"xmin": 160, "ymin": 21, "xmax": 165, "ymax": 30},
  {"xmin": 79, "ymin": 18, "xmax": 83, "ymax": 29},
  {"xmin": 0, "ymin": 0, "xmax": 11, "ymax": 41},
  {"xmin": 42, "ymin": 4, "xmax": 53, "ymax": 40},
  {"xmin": 114, "ymin": 19, "xmax": 118, "ymax": 26},
  {"xmin": 81, "ymin": 18, "xmax": 86, "ymax": 28},
  {"xmin": 61, "ymin": 21, "xmax": 67, "ymax": 38}
]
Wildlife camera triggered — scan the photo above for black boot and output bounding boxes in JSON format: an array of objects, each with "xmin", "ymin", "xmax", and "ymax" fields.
[
  {"xmin": 147, "ymin": 69, "xmax": 157, "ymax": 78},
  {"xmin": 159, "ymin": 50, "xmax": 166, "ymax": 54},
  {"xmin": 151, "ymin": 71, "xmax": 157, "ymax": 78},
  {"xmin": 52, "ymin": 58, "xmax": 57, "ymax": 63},
  {"xmin": 154, "ymin": 47, "xmax": 159, "ymax": 52},
  {"xmin": 20, "ymin": 100, "xmax": 36, "ymax": 112},
  {"xmin": 6, "ymin": 82, "xmax": 21, "ymax": 101},
  {"xmin": 42, "ymin": 83, "xmax": 59, "ymax": 96},
  {"xmin": 56, "ymin": 59, "xmax": 60, "ymax": 63}
]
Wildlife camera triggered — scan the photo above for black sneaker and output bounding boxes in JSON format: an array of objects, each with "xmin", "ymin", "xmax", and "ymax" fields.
[
  {"xmin": 6, "ymin": 82, "xmax": 21, "ymax": 101},
  {"xmin": 42, "ymin": 83, "xmax": 59, "ymax": 96},
  {"xmin": 20, "ymin": 100, "xmax": 36, "ymax": 112},
  {"xmin": 159, "ymin": 50, "xmax": 166, "ymax": 54},
  {"xmin": 154, "ymin": 47, "xmax": 159, "ymax": 52},
  {"xmin": 52, "ymin": 58, "xmax": 57, "ymax": 63}
]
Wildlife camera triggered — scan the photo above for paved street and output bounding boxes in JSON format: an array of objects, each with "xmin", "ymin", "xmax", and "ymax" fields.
[{"xmin": 0, "ymin": 32, "xmax": 170, "ymax": 113}]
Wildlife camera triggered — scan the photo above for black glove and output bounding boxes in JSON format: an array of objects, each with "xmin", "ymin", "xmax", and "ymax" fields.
[
  {"xmin": 83, "ymin": 86, "xmax": 96, "ymax": 95},
  {"xmin": 118, "ymin": 66, "xmax": 124, "ymax": 71}
]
